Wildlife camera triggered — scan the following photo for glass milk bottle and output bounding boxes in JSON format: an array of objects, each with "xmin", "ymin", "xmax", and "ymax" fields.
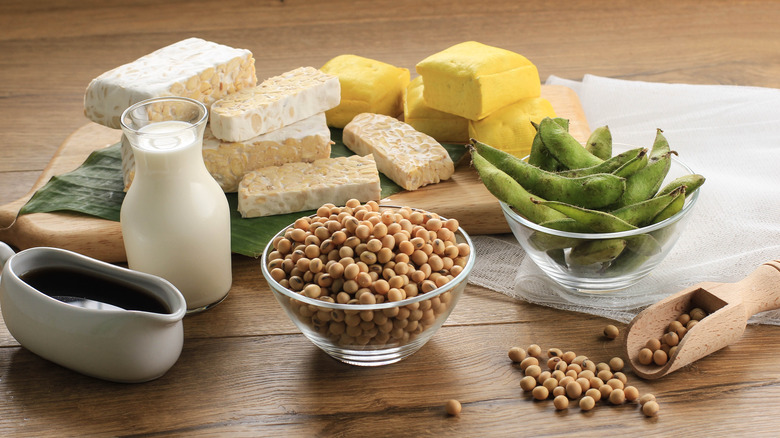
[{"xmin": 120, "ymin": 97, "xmax": 232, "ymax": 313}]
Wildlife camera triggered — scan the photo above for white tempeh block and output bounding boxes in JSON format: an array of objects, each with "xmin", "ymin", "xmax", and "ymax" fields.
[
  {"xmin": 203, "ymin": 112, "xmax": 333, "ymax": 192},
  {"xmin": 209, "ymin": 66, "xmax": 340, "ymax": 142},
  {"xmin": 84, "ymin": 37, "xmax": 256, "ymax": 129},
  {"xmin": 237, "ymin": 155, "xmax": 381, "ymax": 218},
  {"xmin": 342, "ymin": 113, "xmax": 455, "ymax": 191}
]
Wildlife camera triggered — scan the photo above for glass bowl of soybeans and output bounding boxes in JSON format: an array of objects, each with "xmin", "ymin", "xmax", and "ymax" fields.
[{"xmin": 261, "ymin": 201, "xmax": 475, "ymax": 366}]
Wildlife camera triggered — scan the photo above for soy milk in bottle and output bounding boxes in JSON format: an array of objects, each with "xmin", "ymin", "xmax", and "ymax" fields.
[{"xmin": 120, "ymin": 97, "xmax": 231, "ymax": 312}]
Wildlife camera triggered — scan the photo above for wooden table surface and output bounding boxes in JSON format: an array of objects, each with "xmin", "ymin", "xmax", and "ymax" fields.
[{"xmin": 3, "ymin": 1, "xmax": 780, "ymax": 436}]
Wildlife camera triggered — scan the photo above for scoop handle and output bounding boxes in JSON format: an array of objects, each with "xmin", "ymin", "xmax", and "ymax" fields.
[{"xmin": 739, "ymin": 260, "xmax": 780, "ymax": 317}]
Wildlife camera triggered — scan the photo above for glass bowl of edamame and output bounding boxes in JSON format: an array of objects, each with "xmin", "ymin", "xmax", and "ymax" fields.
[
  {"xmin": 500, "ymin": 151, "xmax": 701, "ymax": 293},
  {"xmin": 261, "ymin": 201, "xmax": 475, "ymax": 366}
]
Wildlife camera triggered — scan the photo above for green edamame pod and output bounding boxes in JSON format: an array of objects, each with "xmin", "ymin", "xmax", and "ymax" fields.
[
  {"xmin": 528, "ymin": 130, "xmax": 560, "ymax": 172},
  {"xmin": 652, "ymin": 188, "xmax": 686, "ymax": 223},
  {"xmin": 556, "ymin": 147, "xmax": 646, "ymax": 178},
  {"xmin": 528, "ymin": 118, "xmax": 568, "ymax": 171},
  {"xmin": 473, "ymin": 140, "xmax": 626, "ymax": 209},
  {"xmin": 608, "ymin": 248, "xmax": 649, "ymax": 275},
  {"xmin": 534, "ymin": 117, "xmax": 570, "ymax": 132},
  {"xmin": 554, "ymin": 118, "xmax": 570, "ymax": 131},
  {"xmin": 612, "ymin": 151, "xmax": 673, "ymax": 208},
  {"xmin": 611, "ymin": 186, "xmax": 685, "ymax": 227},
  {"xmin": 529, "ymin": 219, "xmax": 586, "ymax": 251},
  {"xmin": 530, "ymin": 218, "xmax": 591, "ymax": 251},
  {"xmin": 649, "ymin": 128, "xmax": 671, "ymax": 161},
  {"xmin": 538, "ymin": 117, "xmax": 604, "ymax": 169},
  {"xmin": 585, "ymin": 125, "xmax": 612, "ymax": 161},
  {"xmin": 568, "ymin": 238, "xmax": 627, "ymax": 266},
  {"xmin": 529, "ymin": 233, "xmax": 580, "ymax": 251},
  {"xmin": 656, "ymin": 174, "xmax": 706, "ymax": 198},
  {"xmin": 624, "ymin": 234, "xmax": 662, "ymax": 256},
  {"xmin": 470, "ymin": 149, "xmax": 566, "ymax": 224},
  {"xmin": 535, "ymin": 200, "xmax": 637, "ymax": 233},
  {"xmin": 547, "ymin": 248, "xmax": 569, "ymax": 267},
  {"xmin": 612, "ymin": 148, "xmax": 649, "ymax": 178},
  {"xmin": 537, "ymin": 218, "xmax": 590, "ymax": 233}
]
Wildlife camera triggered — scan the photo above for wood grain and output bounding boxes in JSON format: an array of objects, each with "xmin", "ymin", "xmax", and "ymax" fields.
[{"xmin": 2, "ymin": 1, "xmax": 780, "ymax": 436}]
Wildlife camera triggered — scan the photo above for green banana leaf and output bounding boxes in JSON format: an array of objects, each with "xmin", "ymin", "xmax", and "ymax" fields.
[
  {"xmin": 19, "ymin": 129, "xmax": 467, "ymax": 257},
  {"xmin": 20, "ymin": 144, "xmax": 125, "ymax": 222}
]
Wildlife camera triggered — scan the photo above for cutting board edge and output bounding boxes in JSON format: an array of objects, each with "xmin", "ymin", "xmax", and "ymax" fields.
[{"xmin": 0, "ymin": 122, "xmax": 123, "ymax": 259}]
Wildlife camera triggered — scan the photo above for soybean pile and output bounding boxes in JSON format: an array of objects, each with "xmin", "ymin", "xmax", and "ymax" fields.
[{"xmin": 471, "ymin": 117, "xmax": 705, "ymax": 271}]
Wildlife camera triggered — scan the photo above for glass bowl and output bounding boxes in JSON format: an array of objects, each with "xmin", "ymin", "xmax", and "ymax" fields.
[
  {"xmin": 261, "ymin": 205, "xmax": 476, "ymax": 366},
  {"xmin": 501, "ymin": 152, "xmax": 700, "ymax": 293}
]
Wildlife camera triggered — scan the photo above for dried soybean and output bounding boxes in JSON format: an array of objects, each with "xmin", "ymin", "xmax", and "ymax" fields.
[
  {"xmin": 266, "ymin": 200, "xmax": 471, "ymax": 349},
  {"xmin": 445, "ymin": 399, "xmax": 462, "ymax": 416},
  {"xmin": 637, "ymin": 307, "xmax": 709, "ymax": 368},
  {"xmin": 508, "ymin": 343, "xmax": 658, "ymax": 418},
  {"xmin": 603, "ymin": 324, "xmax": 620, "ymax": 340}
]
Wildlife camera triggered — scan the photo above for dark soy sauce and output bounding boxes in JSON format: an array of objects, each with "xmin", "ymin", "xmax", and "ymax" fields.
[{"xmin": 20, "ymin": 266, "xmax": 171, "ymax": 314}]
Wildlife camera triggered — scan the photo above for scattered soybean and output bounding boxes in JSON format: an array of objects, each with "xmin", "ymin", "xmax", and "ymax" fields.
[
  {"xmin": 554, "ymin": 395, "xmax": 570, "ymax": 410},
  {"xmin": 508, "ymin": 343, "xmax": 657, "ymax": 418},
  {"xmin": 508, "ymin": 347, "xmax": 527, "ymax": 363},
  {"xmin": 639, "ymin": 393, "xmax": 656, "ymax": 406},
  {"xmin": 603, "ymin": 324, "xmax": 620, "ymax": 340},
  {"xmin": 643, "ymin": 400, "xmax": 660, "ymax": 417},
  {"xmin": 445, "ymin": 399, "xmax": 462, "ymax": 416},
  {"xmin": 609, "ymin": 388, "xmax": 626, "ymax": 405},
  {"xmin": 527, "ymin": 344, "xmax": 542, "ymax": 358},
  {"xmin": 580, "ymin": 395, "xmax": 597, "ymax": 411}
]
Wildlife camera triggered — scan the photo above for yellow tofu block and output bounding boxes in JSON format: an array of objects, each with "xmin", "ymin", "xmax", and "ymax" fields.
[
  {"xmin": 416, "ymin": 41, "xmax": 541, "ymax": 120},
  {"xmin": 404, "ymin": 76, "xmax": 469, "ymax": 144},
  {"xmin": 468, "ymin": 97, "xmax": 556, "ymax": 158},
  {"xmin": 320, "ymin": 54, "xmax": 410, "ymax": 128}
]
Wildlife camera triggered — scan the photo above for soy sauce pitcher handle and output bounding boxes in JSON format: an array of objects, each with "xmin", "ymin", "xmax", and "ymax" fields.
[{"xmin": 0, "ymin": 241, "xmax": 16, "ymax": 269}]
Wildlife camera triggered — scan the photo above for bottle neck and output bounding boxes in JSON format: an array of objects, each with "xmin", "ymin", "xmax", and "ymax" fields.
[
  {"xmin": 128, "ymin": 122, "xmax": 209, "ymax": 180},
  {"xmin": 132, "ymin": 138, "xmax": 206, "ymax": 178}
]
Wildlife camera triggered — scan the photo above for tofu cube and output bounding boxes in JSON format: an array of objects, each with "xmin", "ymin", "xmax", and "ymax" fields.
[
  {"xmin": 320, "ymin": 54, "xmax": 410, "ymax": 128},
  {"xmin": 404, "ymin": 76, "xmax": 469, "ymax": 144},
  {"xmin": 415, "ymin": 41, "xmax": 541, "ymax": 120},
  {"xmin": 468, "ymin": 97, "xmax": 556, "ymax": 158}
]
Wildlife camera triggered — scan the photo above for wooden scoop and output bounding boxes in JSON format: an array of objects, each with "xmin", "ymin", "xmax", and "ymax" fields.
[{"xmin": 624, "ymin": 260, "xmax": 780, "ymax": 379}]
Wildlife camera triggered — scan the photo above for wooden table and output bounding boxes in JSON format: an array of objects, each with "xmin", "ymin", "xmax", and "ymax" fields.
[{"xmin": 2, "ymin": 1, "xmax": 780, "ymax": 435}]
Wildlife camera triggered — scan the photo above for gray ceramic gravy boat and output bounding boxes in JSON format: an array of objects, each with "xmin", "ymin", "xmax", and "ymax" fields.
[{"xmin": 0, "ymin": 242, "xmax": 186, "ymax": 383}]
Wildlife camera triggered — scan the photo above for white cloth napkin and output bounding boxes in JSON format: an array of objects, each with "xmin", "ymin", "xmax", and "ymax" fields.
[{"xmin": 468, "ymin": 74, "xmax": 780, "ymax": 324}]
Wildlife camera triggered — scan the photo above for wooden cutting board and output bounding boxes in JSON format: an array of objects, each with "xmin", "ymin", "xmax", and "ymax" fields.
[{"xmin": 0, "ymin": 85, "xmax": 589, "ymax": 263}]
